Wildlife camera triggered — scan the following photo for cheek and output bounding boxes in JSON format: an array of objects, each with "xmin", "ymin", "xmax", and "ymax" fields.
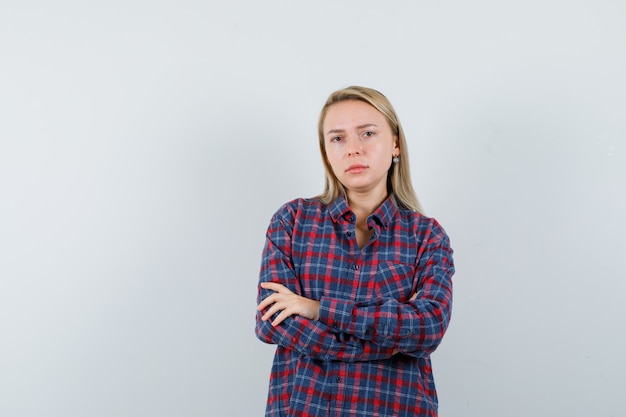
[
  {"xmin": 327, "ymin": 158, "xmax": 346, "ymax": 179},
  {"xmin": 325, "ymin": 149, "xmax": 341, "ymax": 167},
  {"xmin": 327, "ymin": 158, "xmax": 342, "ymax": 176}
]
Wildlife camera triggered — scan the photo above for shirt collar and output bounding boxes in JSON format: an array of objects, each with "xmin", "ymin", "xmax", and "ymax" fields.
[
  {"xmin": 369, "ymin": 194, "xmax": 398, "ymax": 229},
  {"xmin": 328, "ymin": 195, "xmax": 353, "ymax": 223},
  {"xmin": 328, "ymin": 194, "xmax": 399, "ymax": 228}
]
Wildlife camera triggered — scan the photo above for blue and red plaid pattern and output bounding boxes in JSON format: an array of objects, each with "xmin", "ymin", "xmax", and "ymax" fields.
[{"xmin": 255, "ymin": 195, "xmax": 454, "ymax": 416}]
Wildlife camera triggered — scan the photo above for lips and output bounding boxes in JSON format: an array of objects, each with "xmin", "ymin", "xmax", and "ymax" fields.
[{"xmin": 345, "ymin": 164, "xmax": 368, "ymax": 174}]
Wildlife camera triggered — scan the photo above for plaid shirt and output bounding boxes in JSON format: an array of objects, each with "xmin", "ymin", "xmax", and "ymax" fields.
[{"xmin": 255, "ymin": 196, "xmax": 454, "ymax": 417}]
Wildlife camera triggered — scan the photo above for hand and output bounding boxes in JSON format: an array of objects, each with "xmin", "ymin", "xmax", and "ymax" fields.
[{"xmin": 257, "ymin": 282, "xmax": 320, "ymax": 327}]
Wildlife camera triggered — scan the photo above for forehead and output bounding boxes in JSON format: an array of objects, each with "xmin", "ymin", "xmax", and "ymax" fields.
[{"xmin": 323, "ymin": 100, "xmax": 388, "ymax": 130}]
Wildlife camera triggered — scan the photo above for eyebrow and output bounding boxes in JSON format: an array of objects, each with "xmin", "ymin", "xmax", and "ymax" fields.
[{"xmin": 325, "ymin": 123, "xmax": 378, "ymax": 136}]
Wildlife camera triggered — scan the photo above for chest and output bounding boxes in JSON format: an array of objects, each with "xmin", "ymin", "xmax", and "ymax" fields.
[{"xmin": 290, "ymin": 218, "xmax": 419, "ymax": 302}]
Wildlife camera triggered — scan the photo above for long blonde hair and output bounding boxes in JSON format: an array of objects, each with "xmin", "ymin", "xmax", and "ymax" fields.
[{"xmin": 315, "ymin": 86, "xmax": 423, "ymax": 213}]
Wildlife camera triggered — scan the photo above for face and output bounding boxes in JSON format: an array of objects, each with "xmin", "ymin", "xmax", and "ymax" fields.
[{"xmin": 322, "ymin": 100, "xmax": 399, "ymax": 199}]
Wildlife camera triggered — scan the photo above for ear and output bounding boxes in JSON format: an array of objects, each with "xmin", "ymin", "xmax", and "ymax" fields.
[{"xmin": 393, "ymin": 136, "xmax": 400, "ymax": 156}]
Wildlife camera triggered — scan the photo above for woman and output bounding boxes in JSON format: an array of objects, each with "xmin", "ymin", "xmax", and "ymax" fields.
[{"xmin": 255, "ymin": 86, "xmax": 454, "ymax": 417}]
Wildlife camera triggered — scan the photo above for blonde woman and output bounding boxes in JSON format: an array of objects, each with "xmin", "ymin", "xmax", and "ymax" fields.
[{"xmin": 256, "ymin": 86, "xmax": 455, "ymax": 417}]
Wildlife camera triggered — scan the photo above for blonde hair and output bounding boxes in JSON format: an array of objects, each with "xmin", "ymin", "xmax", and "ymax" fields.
[{"xmin": 315, "ymin": 86, "xmax": 423, "ymax": 213}]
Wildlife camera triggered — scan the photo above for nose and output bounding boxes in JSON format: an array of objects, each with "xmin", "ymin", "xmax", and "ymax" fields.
[{"xmin": 346, "ymin": 135, "xmax": 362, "ymax": 156}]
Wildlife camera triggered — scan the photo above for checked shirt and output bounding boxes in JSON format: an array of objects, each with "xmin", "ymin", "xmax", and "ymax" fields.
[{"xmin": 255, "ymin": 195, "xmax": 454, "ymax": 417}]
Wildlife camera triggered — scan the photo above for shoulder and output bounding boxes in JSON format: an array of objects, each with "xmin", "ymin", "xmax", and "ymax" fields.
[
  {"xmin": 269, "ymin": 197, "xmax": 328, "ymax": 227},
  {"xmin": 397, "ymin": 208, "xmax": 451, "ymax": 245}
]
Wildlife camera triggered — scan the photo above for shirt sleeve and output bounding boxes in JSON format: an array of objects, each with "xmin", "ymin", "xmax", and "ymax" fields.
[
  {"xmin": 254, "ymin": 207, "xmax": 397, "ymax": 362},
  {"xmin": 317, "ymin": 221, "xmax": 454, "ymax": 356}
]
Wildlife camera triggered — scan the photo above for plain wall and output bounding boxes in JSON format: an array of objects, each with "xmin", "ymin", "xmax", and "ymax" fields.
[{"xmin": 1, "ymin": 1, "xmax": 624, "ymax": 416}]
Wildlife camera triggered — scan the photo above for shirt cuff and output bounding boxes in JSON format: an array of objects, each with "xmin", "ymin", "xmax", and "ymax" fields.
[{"xmin": 319, "ymin": 296, "xmax": 356, "ymax": 333}]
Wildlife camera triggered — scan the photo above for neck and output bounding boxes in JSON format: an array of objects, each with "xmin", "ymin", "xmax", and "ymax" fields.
[{"xmin": 346, "ymin": 189, "xmax": 388, "ymax": 222}]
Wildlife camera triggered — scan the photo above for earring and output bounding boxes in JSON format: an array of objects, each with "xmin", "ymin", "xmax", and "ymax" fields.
[{"xmin": 392, "ymin": 156, "xmax": 399, "ymax": 163}]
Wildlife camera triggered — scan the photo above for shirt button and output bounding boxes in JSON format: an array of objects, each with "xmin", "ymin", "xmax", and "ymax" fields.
[
  {"xmin": 352, "ymin": 264, "xmax": 359, "ymax": 270},
  {"xmin": 336, "ymin": 377, "xmax": 342, "ymax": 383},
  {"xmin": 346, "ymin": 231, "xmax": 351, "ymax": 237}
]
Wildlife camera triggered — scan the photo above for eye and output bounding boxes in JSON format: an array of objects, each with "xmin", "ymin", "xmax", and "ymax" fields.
[
  {"xmin": 330, "ymin": 136, "xmax": 343, "ymax": 143},
  {"xmin": 362, "ymin": 131, "xmax": 375, "ymax": 138}
]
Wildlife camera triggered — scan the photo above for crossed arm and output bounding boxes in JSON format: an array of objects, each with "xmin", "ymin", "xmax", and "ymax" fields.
[
  {"xmin": 255, "ymin": 212, "xmax": 454, "ymax": 362},
  {"xmin": 258, "ymin": 281, "xmax": 418, "ymax": 327}
]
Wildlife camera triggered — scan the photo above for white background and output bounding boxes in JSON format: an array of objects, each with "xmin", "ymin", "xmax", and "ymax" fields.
[{"xmin": 1, "ymin": 1, "xmax": 625, "ymax": 416}]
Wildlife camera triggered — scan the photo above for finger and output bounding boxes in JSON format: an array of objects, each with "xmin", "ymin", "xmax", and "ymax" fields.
[
  {"xmin": 257, "ymin": 293, "xmax": 278, "ymax": 311},
  {"xmin": 257, "ymin": 285, "xmax": 292, "ymax": 311},
  {"xmin": 271, "ymin": 307, "xmax": 295, "ymax": 327},
  {"xmin": 262, "ymin": 301, "xmax": 285, "ymax": 322},
  {"xmin": 260, "ymin": 282, "xmax": 291, "ymax": 293}
]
